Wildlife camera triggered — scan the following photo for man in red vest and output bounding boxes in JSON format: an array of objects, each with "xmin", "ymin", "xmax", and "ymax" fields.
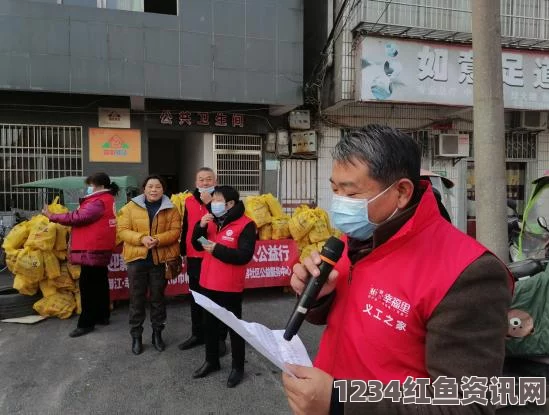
[
  {"xmin": 282, "ymin": 125, "xmax": 512, "ymax": 414},
  {"xmin": 178, "ymin": 167, "xmax": 227, "ymax": 354}
]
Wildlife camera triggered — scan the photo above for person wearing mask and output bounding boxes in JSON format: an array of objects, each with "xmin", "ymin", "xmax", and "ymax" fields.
[
  {"xmin": 117, "ymin": 175, "xmax": 181, "ymax": 355},
  {"xmin": 43, "ymin": 172, "xmax": 118, "ymax": 338},
  {"xmin": 178, "ymin": 167, "xmax": 227, "ymax": 355},
  {"xmin": 282, "ymin": 125, "xmax": 512, "ymax": 414},
  {"xmin": 191, "ymin": 186, "xmax": 257, "ymax": 388}
]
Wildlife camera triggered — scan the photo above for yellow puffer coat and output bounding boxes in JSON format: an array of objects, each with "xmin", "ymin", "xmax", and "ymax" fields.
[{"xmin": 117, "ymin": 195, "xmax": 181, "ymax": 264}]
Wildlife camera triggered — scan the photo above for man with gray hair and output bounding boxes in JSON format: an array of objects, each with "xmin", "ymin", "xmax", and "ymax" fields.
[{"xmin": 283, "ymin": 125, "xmax": 511, "ymax": 414}]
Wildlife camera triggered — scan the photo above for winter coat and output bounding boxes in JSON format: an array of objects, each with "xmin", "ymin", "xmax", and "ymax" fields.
[
  {"xmin": 117, "ymin": 194, "xmax": 181, "ymax": 264},
  {"xmin": 48, "ymin": 190, "xmax": 116, "ymax": 267}
]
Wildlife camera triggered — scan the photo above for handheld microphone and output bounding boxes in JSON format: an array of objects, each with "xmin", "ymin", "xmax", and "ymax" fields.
[{"xmin": 283, "ymin": 236, "xmax": 345, "ymax": 341}]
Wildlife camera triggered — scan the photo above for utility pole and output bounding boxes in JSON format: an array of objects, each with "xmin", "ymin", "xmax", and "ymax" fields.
[{"xmin": 471, "ymin": 1, "xmax": 508, "ymax": 260}]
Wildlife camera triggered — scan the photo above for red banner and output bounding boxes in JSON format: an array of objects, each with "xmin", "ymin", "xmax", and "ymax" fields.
[{"xmin": 108, "ymin": 239, "xmax": 298, "ymax": 301}]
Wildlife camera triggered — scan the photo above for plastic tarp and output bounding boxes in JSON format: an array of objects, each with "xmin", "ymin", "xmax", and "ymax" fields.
[{"xmin": 14, "ymin": 176, "xmax": 138, "ymax": 212}]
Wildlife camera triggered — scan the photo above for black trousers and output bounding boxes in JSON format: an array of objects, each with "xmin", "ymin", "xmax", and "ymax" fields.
[
  {"xmin": 202, "ymin": 287, "xmax": 245, "ymax": 370},
  {"xmin": 187, "ymin": 257, "xmax": 228, "ymax": 341},
  {"xmin": 77, "ymin": 265, "xmax": 110, "ymax": 329},
  {"xmin": 127, "ymin": 262, "xmax": 167, "ymax": 337}
]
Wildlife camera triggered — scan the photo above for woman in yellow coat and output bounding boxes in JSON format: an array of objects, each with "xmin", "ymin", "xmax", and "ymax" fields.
[{"xmin": 117, "ymin": 175, "xmax": 181, "ymax": 355}]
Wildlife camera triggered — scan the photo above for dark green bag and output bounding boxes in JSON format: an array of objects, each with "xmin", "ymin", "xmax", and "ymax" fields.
[{"xmin": 506, "ymin": 268, "xmax": 549, "ymax": 357}]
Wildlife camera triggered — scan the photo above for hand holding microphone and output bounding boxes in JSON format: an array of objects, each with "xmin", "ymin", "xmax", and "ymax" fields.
[{"xmin": 284, "ymin": 237, "xmax": 345, "ymax": 341}]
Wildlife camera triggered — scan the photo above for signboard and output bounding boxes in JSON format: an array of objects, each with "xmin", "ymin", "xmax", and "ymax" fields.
[
  {"xmin": 98, "ymin": 108, "xmax": 131, "ymax": 129},
  {"xmin": 107, "ymin": 239, "xmax": 298, "ymax": 300},
  {"xmin": 89, "ymin": 128, "xmax": 141, "ymax": 163},
  {"xmin": 159, "ymin": 110, "xmax": 245, "ymax": 128},
  {"xmin": 358, "ymin": 36, "xmax": 549, "ymax": 110}
]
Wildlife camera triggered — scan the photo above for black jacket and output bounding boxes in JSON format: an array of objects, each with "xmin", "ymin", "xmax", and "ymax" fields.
[{"xmin": 192, "ymin": 200, "xmax": 257, "ymax": 266}]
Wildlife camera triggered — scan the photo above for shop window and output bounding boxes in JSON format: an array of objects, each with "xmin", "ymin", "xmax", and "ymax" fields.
[
  {"xmin": 214, "ymin": 134, "xmax": 262, "ymax": 196},
  {"xmin": 0, "ymin": 124, "xmax": 83, "ymax": 212}
]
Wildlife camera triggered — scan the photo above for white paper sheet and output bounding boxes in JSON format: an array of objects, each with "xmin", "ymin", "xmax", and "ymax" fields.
[{"xmin": 191, "ymin": 290, "xmax": 312, "ymax": 376}]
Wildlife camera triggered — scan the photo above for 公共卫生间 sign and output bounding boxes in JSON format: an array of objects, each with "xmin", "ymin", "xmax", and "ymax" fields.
[{"xmin": 159, "ymin": 110, "xmax": 245, "ymax": 128}]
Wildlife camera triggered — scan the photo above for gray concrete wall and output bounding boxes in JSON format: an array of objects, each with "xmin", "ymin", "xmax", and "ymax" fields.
[{"xmin": 0, "ymin": 0, "xmax": 303, "ymax": 105}]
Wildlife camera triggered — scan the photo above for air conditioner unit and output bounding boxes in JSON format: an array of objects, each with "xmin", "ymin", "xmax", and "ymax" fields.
[
  {"xmin": 436, "ymin": 133, "xmax": 470, "ymax": 157},
  {"xmin": 515, "ymin": 111, "xmax": 548, "ymax": 130},
  {"xmin": 291, "ymin": 131, "xmax": 317, "ymax": 155}
]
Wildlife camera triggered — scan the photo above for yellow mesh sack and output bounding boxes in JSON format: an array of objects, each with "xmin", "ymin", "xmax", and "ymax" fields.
[
  {"xmin": 54, "ymin": 224, "xmax": 69, "ymax": 251},
  {"xmin": 43, "ymin": 251, "xmax": 61, "ymax": 279},
  {"xmin": 259, "ymin": 224, "xmax": 272, "ymax": 241},
  {"xmin": 289, "ymin": 207, "xmax": 316, "ymax": 241},
  {"xmin": 244, "ymin": 196, "xmax": 272, "ymax": 228},
  {"xmin": 13, "ymin": 274, "xmax": 39, "ymax": 296},
  {"xmin": 53, "ymin": 250, "xmax": 67, "ymax": 261},
  {"xmin": 262, "ymin": 193, "xmax": 284, "ymax": 218},
  {"xmin": 48, "ymin": 196, "xmax": 69, "ymax": 214},
  {"xmin": 67, "ymin": 263, "xmax": 81, "ymax": 280},
  {"xmin": 14, "ymin": 248, "xmax": 44, "ymax": 283},
  {"xmin": 271, "ymin": 216, "xmax": 291, "ymax": 240},
  {"xmin": 25, "ymin": 218, "xmax": 57, "ymax": 251},
  {"xmin": 74, "ymin": 290, "xmax": 81, "ymax": 315},
  {"xmin": 39, "ymin": 279, "xmax": 58, "ymax": 298},
  {"xmin": 6, "ymin": 248, "xmax": 21, "ymax": 274},
  {"xmin": 308, "ymin": 209, "xmax": 332, "ymax": 243},
  {"xmin": 52, "ymin": 263, "xmax": 76, "ymax": 291},
  {"xmin": 33, "ymin": 291, "xmax": 75, "ymax": 319},
  {"xmin": 2, "ymin": 222, "xmax": 30, "ymax": 251}
]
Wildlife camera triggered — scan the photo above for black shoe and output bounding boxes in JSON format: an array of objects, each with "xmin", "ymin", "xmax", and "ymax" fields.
[
  {"xmin": 178, "ymin": 335, "xmax": 204, "ymax": 351},
  {"xmin": 69, "ymin": 327, "xmax": 94, "ymax": 338},
  {"xmin": 192, "ymin": 361, "xmax": 220, "ymax": 379},
  {"xmin": 219, "ymin": 340, "xmax": 227, "ymax": 357},
  {"xmin": 96, "ymin": 318, "xmax": 110, "ymax": 326},
  {"xmin": 227, "ymin": 369, "xmax": 244, "ymax": 388},
  {"xmin": 152, "ymin": 330, "xmax": 165, "ymax": 352},
  {"xmin": 132, "ymin": 336, "xmax": 143, "ymax": 355}
]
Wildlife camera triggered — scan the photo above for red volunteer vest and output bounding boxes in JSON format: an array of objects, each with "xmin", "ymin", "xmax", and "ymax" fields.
[
  {"xmin": 314, "ymin": 185, "xmax": 489, "ymax": 383},
  {"xmin": 200, "ymin": 215, "xmax": 253, "ymax": 293},
  {"xmin": 71, "ymin": 191, "xmax": 116, "ymax": 251},
  {"xmin": 185, "ymin": 195, "xmax": 215, "ymax": 258}
]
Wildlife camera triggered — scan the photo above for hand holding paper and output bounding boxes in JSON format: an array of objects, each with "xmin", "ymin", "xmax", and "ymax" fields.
[{"xmin": 191, "ymin": 290, "xmax": 312, "ymax": 376}]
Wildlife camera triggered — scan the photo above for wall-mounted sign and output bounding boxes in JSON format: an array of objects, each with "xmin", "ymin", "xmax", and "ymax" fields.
[
  {"xmin": 89, "ymin": 128, "xmax": 141, "ymax": 163},
  {"xmin": 98, "ymin": 108, "xmax": 131, "ymax": 129},
  {"xmin": 159, "ymin": 110, "xmax": 245, "ymax": 128},
  {"xmin": 358, "ymin": 36, "xmax": 549, "ymax": 110}
]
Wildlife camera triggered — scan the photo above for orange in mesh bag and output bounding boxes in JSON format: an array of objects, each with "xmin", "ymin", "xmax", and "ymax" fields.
[{"xmin": 33, "ymin": 290, "xmax": 75, "ymax": 319}]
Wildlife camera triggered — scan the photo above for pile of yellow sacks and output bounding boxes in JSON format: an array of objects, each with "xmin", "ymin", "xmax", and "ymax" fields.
[
  {"xmin": 170, "ymin": 191, "xmax": 193, "ymax": 217},
  {"xmin": 244, "ymin": 194, "xmax": 341, "ymax": 260},
  {"xmin": 2, "ymin": 197, "xmax": 81, "ymax": 319}
]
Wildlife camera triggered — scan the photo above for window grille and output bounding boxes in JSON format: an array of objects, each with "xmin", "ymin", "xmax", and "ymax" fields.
[
  {"xmin": 213, "ymin": 134, "xmax": 262, "ymax": 196},
  {"xmin": 0, "ymin": 124, "xmax": 83, "ymax": 212}
]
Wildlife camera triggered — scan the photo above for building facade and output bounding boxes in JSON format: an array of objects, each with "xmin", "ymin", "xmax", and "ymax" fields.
[
  {"xmin": 0, "ymin": 0, "xmax": 303, "ymax": 215},
  {"xmin": 305, "ymin": 0, "xmax": 549, "ymax": 235}
]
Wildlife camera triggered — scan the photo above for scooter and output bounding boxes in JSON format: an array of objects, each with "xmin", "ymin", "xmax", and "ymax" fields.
[{"xmin": 503, "ymin": 218, "xmax": 549, "ymax": 382}]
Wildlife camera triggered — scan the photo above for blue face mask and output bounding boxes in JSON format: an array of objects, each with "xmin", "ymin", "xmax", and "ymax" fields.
[
  {"xmin": 330, "ymin": 184, "xmax": 397, "ymax": 241},
  {"xmin": 199, "ymin": 186, "xmax": 216, "ymax": 194},
  {"xmin": 86, "ymin": 186, "xmax": 94, "ymax": 195},
  {"xmin": 211, "ymin": 202, "xmax": 227, "ymax": 217}
]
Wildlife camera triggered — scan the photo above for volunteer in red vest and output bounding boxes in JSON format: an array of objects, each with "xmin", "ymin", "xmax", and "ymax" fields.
[
  {"xmin": 178, "ymin": 167, "xmax": 228, "ymax": 354},
  {"xmin": 282, "ymin": 125, "xmax": 512, "ymax": 415},
  {"xmin": 43, "ymin": 172, "xmax": 118, "ymax": 338},
  {"xmin": 191, "ymin": 185, "xmax": 257, "ymax": 388}
]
